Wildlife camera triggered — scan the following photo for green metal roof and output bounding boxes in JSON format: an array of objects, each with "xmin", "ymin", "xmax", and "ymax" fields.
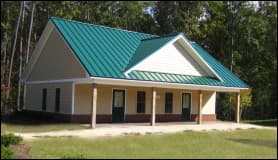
[
  {"xmin": 128, "ymin": 70, "xmax": 222, "ymax": 86},
  {"xmin": 50, "ymin": 17, "xmax": 248, "ymax": 89},
  {"xmin": 190, "ymin": 42, "xmax": 249, "ymax": 88},
  {"xmin": 51, "ymin": 17, "xmax": 156, "ymax": 78},
  {"xmin": 125, "ymin": 33, "xmax": 180, "ymax": 71}
]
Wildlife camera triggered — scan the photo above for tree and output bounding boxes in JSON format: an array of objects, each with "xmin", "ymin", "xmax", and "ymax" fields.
[
  {"xmin": 25, "ymin": 1, "xmax": 36, "ymax": 66},
  {"xmin": 6, "ymin": 1, "xmax": 23, "ymax": 112},
  {"xmin": 17, "ymin": 1, "xmax": 26, "ymax": 110}
]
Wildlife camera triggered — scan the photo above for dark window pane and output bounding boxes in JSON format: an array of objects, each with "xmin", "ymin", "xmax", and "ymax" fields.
[
  {"xmin": 165, "ymin": 92, "xmax": 173, "ymax": 113},
  {"xmin": 55, "ymin": 88, "xmax": 60, "ymax": 112},
  {"xmin": 137, "ymin": 91, "xmax": 145, "ymax": 113},
  {"xmin": 42, "ymin": 88, "xmax": 47, "ymax": 111}
]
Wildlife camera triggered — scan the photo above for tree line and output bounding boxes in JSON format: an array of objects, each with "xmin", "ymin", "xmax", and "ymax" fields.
[{"xmin": 1, "ymin": 1, "xmax": 277, "ymax": 120}]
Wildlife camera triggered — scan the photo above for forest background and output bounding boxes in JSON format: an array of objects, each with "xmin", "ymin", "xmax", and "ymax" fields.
[{"xmin": 1, "ymin": 1, "xmax": 277, "ymax": 120}]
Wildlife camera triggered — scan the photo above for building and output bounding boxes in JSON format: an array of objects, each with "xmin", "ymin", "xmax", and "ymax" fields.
[{"xmin": 20, "ymin": 17, "xmax": 249, "ymax": 128}]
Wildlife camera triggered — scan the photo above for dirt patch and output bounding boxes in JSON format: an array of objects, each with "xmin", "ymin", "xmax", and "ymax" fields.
[
  {"xmin": 123, "ymin": 132, "xmax": 141, "ymax": 136},
  {"xmin": 33, "ymin": 135, "xmax": 73, "ymax": 138},
  {"xmin": 10, "ymin": 144, "xmax": 32, "ymax": 159}
]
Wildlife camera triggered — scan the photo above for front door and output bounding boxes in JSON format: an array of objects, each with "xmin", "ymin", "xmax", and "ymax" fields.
[
  {"xmin": 112, "ymin": 90, "xmax": 125, "ymax": 123},
  {"xmin": 182, "ymin": 93, "xmax": 191, "ymax": 121}
]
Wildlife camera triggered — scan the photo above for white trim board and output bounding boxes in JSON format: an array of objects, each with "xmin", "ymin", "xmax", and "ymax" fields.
[
  {"xmin": 92, "ymin": 77, "xmax": 246, "ymax": 92},
  {"xmin": 23, "ymin": 78, "xmax": 92, "ymax": 84},
  {"xmin": 23, "ymin": 76, "xmax": 248, "ymax": 92}
]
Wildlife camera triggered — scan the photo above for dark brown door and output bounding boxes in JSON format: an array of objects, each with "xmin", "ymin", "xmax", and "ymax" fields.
[
  {"xmin": 112, "ymin": 90, "xmax": 125, "ymax": 122},
  {"xmin": 182, "ymin": 93, "xmax": 191, "ymax": 121}
]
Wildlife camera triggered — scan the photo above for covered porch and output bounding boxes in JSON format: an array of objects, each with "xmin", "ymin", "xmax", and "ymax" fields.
[{"xmin": 72, "ymin": 77, "xmax": 241, "ymax": 128}]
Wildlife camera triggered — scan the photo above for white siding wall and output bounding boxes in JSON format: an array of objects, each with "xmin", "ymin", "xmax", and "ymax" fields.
[
  {"xmin": 132, "ymin": 41, "xmax": 208, "ymax": 76},
  {"xmin": 25, "ymin": 83, "xmax": 73, "ymax": 114}
]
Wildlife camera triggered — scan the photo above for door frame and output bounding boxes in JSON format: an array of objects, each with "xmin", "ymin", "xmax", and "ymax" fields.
[
  {"xmin": 181, "ymin": 91, "xmax": 192, "ymax": 121},
  {"xmin": 111, "ymin": 88, "xmax": 126, "ymax": 122}
]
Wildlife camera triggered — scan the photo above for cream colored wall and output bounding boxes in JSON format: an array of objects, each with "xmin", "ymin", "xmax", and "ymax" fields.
[
  {"xmin": 202, "ymin": 91, "xmax": 216, "ymax": 114},
  {"xmin": 27, "ymin": 28, "xmax": 87, "ymax": 81},
  {"xmin": 131, "ymin": 41, "xmax": 208, "ymax": 76},
  {"xmin": 190, "ymin": 91, "xmax": 216, "ymax": 115},
  {"xmin": 25, "ymin": 83, "xmax": 73, "ymax": 114},
  {"xmin": 156, "ymin": 88, "xmax": 181, "ymax": 114},
  {"xmin": 73, "ymin": 84, "xmax": 216, "ymax": 115},
  {"xmin": 190, "ymin": 91, "xmax": 199, "ymax": 114},
  {"xmin": 74, "ymin": 84, "xmax": 152, "ymax": 115},
  {"xmin": 74, "ymin": 84, "xmax": 113, "ymax": 114}
]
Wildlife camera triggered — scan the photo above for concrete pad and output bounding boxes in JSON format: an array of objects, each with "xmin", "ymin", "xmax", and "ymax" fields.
[{"xmin": 15, "ymin": 121, "xmax": 274, "ymax": 140}]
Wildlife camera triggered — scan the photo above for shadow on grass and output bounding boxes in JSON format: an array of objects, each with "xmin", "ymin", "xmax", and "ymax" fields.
[
  {"xmin": 242, "ymin": 119, "xmax": 277, "ymax": 127},
  {"xmin": 227, "ymin": 138, "xmax": 277, "ymax": 149},
  {"xmin": 1, "ymin": 111, "xmax": 75, "ymax": 125}
]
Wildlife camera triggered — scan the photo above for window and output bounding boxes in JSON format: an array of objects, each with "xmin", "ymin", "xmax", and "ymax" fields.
[
  {"xmin": 42, "ymin": 88, "xmax": 47, "ymax": 111},
  {"xmin": 182, "ymin": 93, "xmax": 191, "ymax": 109},
  {"xmin": 113, "ymin": 90, "xmax": 124, "ymax": 108},
  {"xmin": 137, "ymin": 91, "xmax": 146, "ymax": 113},
  {"xmin": 165, "ymin": 92, "xmax": 173, "ymax": 113},
  {"xmin": 55, "ymin": 88, "xmax": 60, "ymax": 112}
]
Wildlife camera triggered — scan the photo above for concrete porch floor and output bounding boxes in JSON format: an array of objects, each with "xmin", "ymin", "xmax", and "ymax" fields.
[{"xmin": 15, "ymin": 120, "xmax": 273, "ymax": 140}]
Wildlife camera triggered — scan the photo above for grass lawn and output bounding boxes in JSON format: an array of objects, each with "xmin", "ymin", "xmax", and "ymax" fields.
[{"xmin": 24, "ymin": 129, "xmax": 277, "ymax": 159}]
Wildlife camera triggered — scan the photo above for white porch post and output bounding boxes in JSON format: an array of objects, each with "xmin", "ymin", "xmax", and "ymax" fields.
[
  {"xmin": 197, "ymin": 90, "xmax": 203, "ymax": 124},
  {"xmin": 151, "ymin": 87, "xmax": 156, "ymax": 126},
  {"xmin": 91, "ymin": 83, "xmax": 97, "ymax": 128},
  {"xmin": 235, "ymin": 92, "xmax": 240, "ymax": 123}
]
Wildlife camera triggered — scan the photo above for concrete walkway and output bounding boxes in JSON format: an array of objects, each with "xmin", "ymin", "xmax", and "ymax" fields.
[{"xmin": 15, "ymin": 121, "xmax": 273, "ymax": 140}]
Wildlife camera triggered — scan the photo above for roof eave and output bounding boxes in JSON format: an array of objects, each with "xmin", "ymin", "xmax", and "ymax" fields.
[{"xmin": 91, "ymin": 76, "xmax": 245, "ymax": 92}]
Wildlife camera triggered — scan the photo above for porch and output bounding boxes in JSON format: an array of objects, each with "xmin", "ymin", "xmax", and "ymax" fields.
[{"xmin": 72, "ymin": 83, "xmax": 240, "ymax": 128}]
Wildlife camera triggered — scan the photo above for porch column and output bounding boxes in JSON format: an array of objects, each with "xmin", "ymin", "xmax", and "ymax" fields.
[
  {"xmin": 91, "ymin": 83, "xmax": 97, "ymax": 129},
  {"xmin": 151, "ymin": 87, "xmax": 156, "ymax": 126},
  {"xmin": 197, "ymin": 90, "xmax": 203, "ymax": 124},
  {"xmin": 235, "ymin": 92, "xmax": 240, "ymax": 123}
]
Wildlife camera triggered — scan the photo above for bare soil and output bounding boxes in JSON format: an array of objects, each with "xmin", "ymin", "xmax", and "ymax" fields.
[{"xmin": 10, "ymin": 144, "xmax": 32, "ymax": 159}]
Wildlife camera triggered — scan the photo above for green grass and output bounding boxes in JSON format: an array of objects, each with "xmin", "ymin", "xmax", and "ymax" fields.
[
  {"xmin": 25, "ymin": 129, "xmax": 277, "ymax": 159},
  {"xmin": 1, "ymin": 122, "xmax": 89, "ymax": 133}
]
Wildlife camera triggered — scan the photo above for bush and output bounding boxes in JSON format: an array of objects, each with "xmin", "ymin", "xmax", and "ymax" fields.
[
  {"xmin": 1, "ymin": 145, "xmax": 14, "ymax": 159},
  {"xmin": 1, "ymin": 133, "xmax": 23, "ymax": 147}
]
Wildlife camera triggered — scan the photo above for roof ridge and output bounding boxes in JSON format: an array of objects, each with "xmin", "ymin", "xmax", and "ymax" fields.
[
  {"xmin": 50, "ymin": 16, "xmax": 157, "ymax": 37},
  {"xmin": 141, "ymin": 32, "xmax": 182, "ymax": 41}
]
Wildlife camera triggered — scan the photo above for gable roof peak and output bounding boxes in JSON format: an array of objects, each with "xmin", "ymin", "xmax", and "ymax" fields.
[
  {"xmin": 50, "ymin": 16, "xmax": 155, "ymax": 37},
  {"xmin": 47, "ymin": 17, "xmax": 248, "ymax": 88}
]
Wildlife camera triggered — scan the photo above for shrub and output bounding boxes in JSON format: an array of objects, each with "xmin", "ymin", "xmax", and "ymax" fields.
[
  {"xmin": 1, "ymin": 145, "xmax": 14, "ymax": 159},
  {"xmin": 1, "ymin": 133, "xmax": 23, "ymax": 147}
]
